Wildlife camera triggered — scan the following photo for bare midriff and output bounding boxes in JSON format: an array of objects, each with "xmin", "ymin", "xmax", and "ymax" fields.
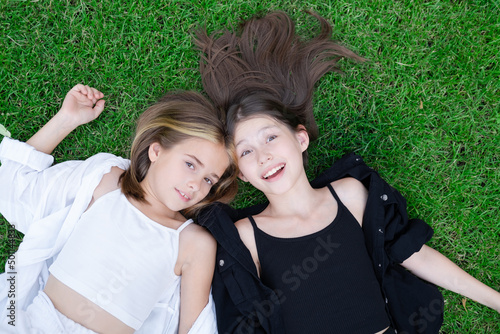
[{"xmin": 44, "ymin": 274, "xmax": 134, "ymax": 334}]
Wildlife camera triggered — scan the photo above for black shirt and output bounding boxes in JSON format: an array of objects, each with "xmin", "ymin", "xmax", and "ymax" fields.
[
  {"xmin": 250, "ymin": 184, "xmax": 390, "ymax": 333},
  {"xmin": 198, "ymin": 153, "xmax": 443, "ymax": 334}
]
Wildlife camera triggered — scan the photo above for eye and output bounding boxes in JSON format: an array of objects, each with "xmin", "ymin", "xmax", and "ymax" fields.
[
  {"xmin": 266, "ymin": 135, "xmax": 277, "ymax": 143},
  {"xmin": 240, "ymin": 149, "xmax": 253, "ymax": 157},
  {"xmin": 186, "ymin": 162, "xmax": 194, "ymax": 169},
  {"xmin": 204, "ymin": 177, "xmax": 214, "ymax": 185}
]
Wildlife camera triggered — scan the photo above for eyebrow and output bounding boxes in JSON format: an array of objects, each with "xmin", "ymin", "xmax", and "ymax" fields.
[
  {"xmin": 235, "ymin": 125, "xmax": 278, "ymax": 148},
  {"xmin": 186, "ymin": 154, "xmax": 221, "ymax": 181}
]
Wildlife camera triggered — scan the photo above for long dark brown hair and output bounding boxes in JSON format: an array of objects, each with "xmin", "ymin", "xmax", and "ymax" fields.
[
  {"xmin": 195, "ymin": 11, "xmax": 365, "ymax": 163},
  {"xmin": 120, "ymin": 91, "xmax": 238, "ymax": 218}
]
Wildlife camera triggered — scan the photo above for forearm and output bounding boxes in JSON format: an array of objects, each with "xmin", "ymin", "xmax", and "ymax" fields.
[
  {"xmin": 402, "ymin": 245, "xmax": 500, "ymax": 312},
  {"xmin": 26, "ymin": 112, "xmax": 78, "ymax": 154},
  {"xmin": 26, "ymin": 84, "xmax": 105, "ymax": 155}
]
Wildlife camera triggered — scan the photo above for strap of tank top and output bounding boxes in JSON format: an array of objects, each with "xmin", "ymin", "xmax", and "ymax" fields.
[
  {"xmin": 326, "ymin": 183, "xmax": 346, "ymax": 210},
  {"xmin": 326, "ymin": 183, "xmax": 349, "ymax": 215},
  {"xmin": 326, "ymin": 183, "xmax": 339, "ymax": 200},
  {"xmin": 247, "ymin": 215, "xmax": 258, "ymax": 230},
  {"xmin": 177, "ymin": 219, "xmax": 193, "ymax": 233},
  {"xmin": 326, "ymin": 183, "xmax": 363, "ymax": 225},
  {"xmin": 248, "ymin": 215, "xmax": 268, "ymax": 239}
]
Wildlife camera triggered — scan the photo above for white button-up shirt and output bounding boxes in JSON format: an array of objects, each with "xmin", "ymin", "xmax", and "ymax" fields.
[{"xmin": 0, "ymin": 137, "xmax": 217, "ymax": 333}]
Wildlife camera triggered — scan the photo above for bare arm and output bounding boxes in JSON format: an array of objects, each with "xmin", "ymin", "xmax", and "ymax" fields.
[
  {"xmin": 333, "ymin": 177, "xmax": 500, "ymax": 312},
  {"xmin": 177, "ymin": 225, "xmax": 217, "ymax": 334},
  {"xmin": 26, "ymin": 84, "xmax": 105, "ymax": 154},
  {"xmin": 402, "ymin": 245, "xmax": 500, "ymax": 312}
]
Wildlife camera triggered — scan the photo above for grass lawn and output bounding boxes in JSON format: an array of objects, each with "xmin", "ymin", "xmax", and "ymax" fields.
[{"xmin": 1, "ymin": 0, "xmax": 498, "ymax": 332}]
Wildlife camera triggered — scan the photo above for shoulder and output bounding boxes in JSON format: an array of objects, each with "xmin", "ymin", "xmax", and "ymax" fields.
[
  {"xmin": 331, "ymin": 177, "xmax": 367, "ymax": 195},
  {"xmin": 86, "ymin": 166, "xmax": 124, "ymax": 209},
  {"xmin": 234, "ymin": 217, "xmax": 260, "ymax": 273},
  {"xmin": 92, "ymin": 167, "xmax": 124, "ymax": 199},
  {"xmin": 235, "ymin": 217, "xmax": 258, "ymax": 250},
  {"xmin": 181, "ymin": 223, "xmax": 216, "ymax": 251},
  {"xmin": 174, "ymin": 224, "xmax": 216, "ymax": 281},
  {"xmin": 177, "ymin": 223, "xmax": 216, "ymax": 274},
  {"xmin": 330, "ymin": 177, "xmax": 368, "ymax": 226},
  {"xmin": 235, "ymin": 217, "xmax": 254, "ymax": 236},
  {"xmin": 179, "ymin": 223, "xmax": 217, "ymax": 263}
]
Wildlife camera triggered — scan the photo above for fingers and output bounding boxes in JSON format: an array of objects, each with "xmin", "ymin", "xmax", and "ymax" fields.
[
  {"xmin": 71, "ymin": 84, "xmax": 104, "ymax": 105},
  {"xmin": 93, "ymin": 99, "xmax": 106, "ymax": 115}
]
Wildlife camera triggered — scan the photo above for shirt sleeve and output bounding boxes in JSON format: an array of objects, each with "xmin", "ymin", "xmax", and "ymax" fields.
[
  {"xmin": 386, "ymin": 218, "xmax": 434, "ymax": 264},
  {"xmin": 0, "ymin": 137, "xmax": 128, "ymax": 234},
  {"xmin": 378, "ymin": 181, "xmax": 434, "ymax": 264}
]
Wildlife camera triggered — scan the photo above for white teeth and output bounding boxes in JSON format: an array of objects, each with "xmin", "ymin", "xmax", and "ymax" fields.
[
  {"xmin": 179, "ymin": 190, "xmax": 189, "ymax": 199},
  {"xmin": 263, "ymin": 164, "xmax": 284, "ymax": 179}
]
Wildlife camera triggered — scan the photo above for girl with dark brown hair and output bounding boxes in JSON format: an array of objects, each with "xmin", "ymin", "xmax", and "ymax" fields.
[
  {"xmin": 0, "ymin": 84, "xmax": 238, "ymax": 333},
  {"xmin": 195, "ymin": 11, "xmax": 500, "ymax": 334}
]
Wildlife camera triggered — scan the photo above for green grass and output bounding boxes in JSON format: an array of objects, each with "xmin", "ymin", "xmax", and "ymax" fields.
[{"xmin": 1, "ymin": 0, "xmax": 499, "ymax": 332}]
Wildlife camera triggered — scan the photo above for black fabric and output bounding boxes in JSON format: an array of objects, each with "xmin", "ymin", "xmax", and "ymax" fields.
[
  {"xmin": 248, "ymin": 184, "xmax": 390, "ymax": 334},
  {"xmin": 383, "ymin": 326, "xmax": 397, "ymax": 334},
  {"xmin": 198, "ymin": 152, "xmax": 443, "ymax": 334}
]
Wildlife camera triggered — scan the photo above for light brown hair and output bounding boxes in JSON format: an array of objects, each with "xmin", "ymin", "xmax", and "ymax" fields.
[{"xmin": 120, "ymin": 91, "xmax": 238, "ymax": 218}]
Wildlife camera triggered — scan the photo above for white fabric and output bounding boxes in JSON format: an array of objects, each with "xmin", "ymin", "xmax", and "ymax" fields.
[
  {"xmin": 21, "ymin": 290, "xmax": 98, "ymax": 334},
  {"xmin": 50, "ymin": 189, "xmax": 193, "ymax": 329},
  {"xmin": 0, "ymin": 137, "xmax": 218, "ymax": 333}
]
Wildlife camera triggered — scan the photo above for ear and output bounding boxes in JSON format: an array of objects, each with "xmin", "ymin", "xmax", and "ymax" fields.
[
  {"xmin": 238, "ymin": 171, "xmax": 249, "ymax": 182},
  {"xmin": 295, "ymin": 125, "xmax": 310, "ymax": 153},
  {"xmin": 148, "ymin": 142, "xmax": 162, "ymax": 163}
]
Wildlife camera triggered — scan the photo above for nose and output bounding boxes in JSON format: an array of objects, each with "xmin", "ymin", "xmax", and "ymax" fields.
[
  {"xmin": 187, "ymin": 177, "xmax": 201, "ymax": 192},
  {"xmin": 259, "ymin": 152, "xmax": 272, "ymax": 165}
]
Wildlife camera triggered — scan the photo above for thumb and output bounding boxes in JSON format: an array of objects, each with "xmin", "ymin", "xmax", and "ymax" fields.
[{"xmin": 93, "ymin": 99, "xmax": 106, "ymax": 116}]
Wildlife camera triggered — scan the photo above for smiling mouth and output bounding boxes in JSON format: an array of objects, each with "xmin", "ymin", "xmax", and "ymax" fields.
[
  {"xmin": 177, "ymin": 189, "xmax": 191, "ymax": 201},
  {"xmin": 262, "ymin": 164, "xmax": 285, "ymax": 179}
]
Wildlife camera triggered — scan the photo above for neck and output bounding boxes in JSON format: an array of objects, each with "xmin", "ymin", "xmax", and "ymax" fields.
[{"xmin": 263, "ymin": 173, "xmax": 322, "ymax": 218}]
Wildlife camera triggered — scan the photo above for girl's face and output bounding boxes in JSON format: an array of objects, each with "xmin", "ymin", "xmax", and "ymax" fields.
[
  {"xmin": 234, "ymin": 115, "xmax": 309, "ymax": 195},
  {"xmin": 142, "ymin": 137, "xmax": 229, "ymax": 213}
]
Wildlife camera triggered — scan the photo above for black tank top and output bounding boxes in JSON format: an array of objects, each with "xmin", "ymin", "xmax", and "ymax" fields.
[{"xmin": 249, "ymin": 185, "xmax": 390, "ymax": 334}]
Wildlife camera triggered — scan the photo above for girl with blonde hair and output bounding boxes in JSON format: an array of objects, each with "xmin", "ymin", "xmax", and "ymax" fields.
[{"xmin": 0, "ymin": 84, "xmax": 238, "ymax": 333}]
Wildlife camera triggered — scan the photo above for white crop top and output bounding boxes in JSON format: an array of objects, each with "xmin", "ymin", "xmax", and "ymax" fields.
[{"xmin": 49, "ymin": 189, "xmax": 193, "ymax": 330}]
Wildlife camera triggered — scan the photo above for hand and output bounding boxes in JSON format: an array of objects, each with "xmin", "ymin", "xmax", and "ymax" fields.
[
  {"xmin": 26, "ymin": 84, "xmax": 106, "ymax": 154},
  {"xmin": 58, "ymin": 84, "xmax": 106, "ymax": 128}
]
